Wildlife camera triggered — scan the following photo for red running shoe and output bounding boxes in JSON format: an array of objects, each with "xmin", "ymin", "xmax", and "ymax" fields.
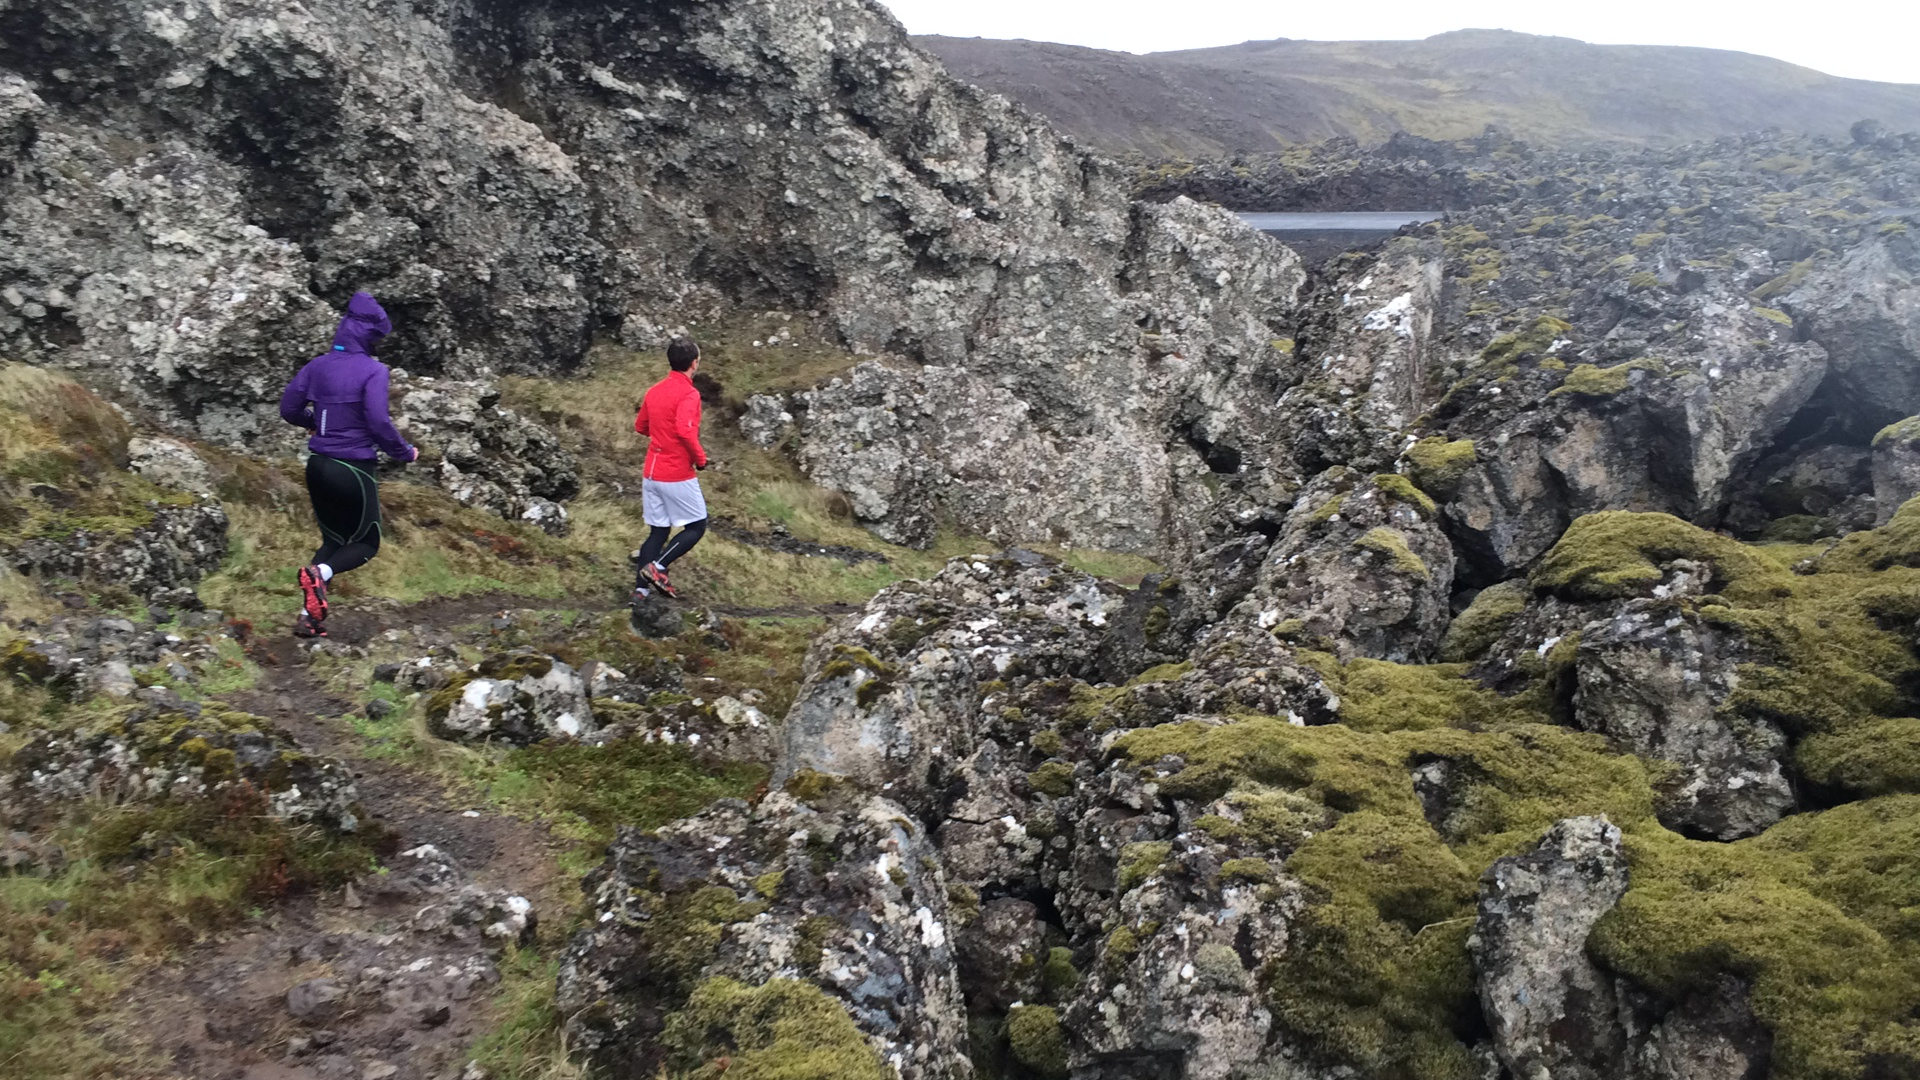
[
  {"xmin": 640, "ymin": 561, "xmax": 678, "ymax": 599},
  {"xmin": 293, "ymin": 611, "xmax": 328, "ymax": 638},
  {"xmin": 297, "ymin": 565, "xmax": 329, "ymax": 621}
]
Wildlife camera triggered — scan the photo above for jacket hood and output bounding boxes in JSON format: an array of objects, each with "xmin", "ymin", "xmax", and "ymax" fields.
[{"xmin": 330, "ymin": 291, "xmax": 392, "ymax": 354}]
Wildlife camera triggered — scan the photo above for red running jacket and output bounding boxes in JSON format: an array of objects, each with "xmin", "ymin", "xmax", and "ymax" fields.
[{"xmin": 635, "ymin": 370, "xmax": 708, "ymax": 482}]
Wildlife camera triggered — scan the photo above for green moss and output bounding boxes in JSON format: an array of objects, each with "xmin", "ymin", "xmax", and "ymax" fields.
[
  {"xmin": 1819, "ymin": 496, "xmax": 1920, "ymax": 572},
  {"xmin": 1477, "ymin": 315, "xmax": 1571, "ymax": 373},
  {"xmin": 884, "ymin": 615, "xmax": 949, "ymax": 654},
  {"xmin": 1628, "ymin": 270, "xmax": 1662, "ymax": 290},
  {"xmin": 1530, "ymin": 511, "xmax": 1786, "ymax": 601},
  {"xmin": 1195, "ymin": 784, "xmax": 1331, "ymax": 850},
  {"xmin": 819, "ymin": 644, "xmax": 896, "ymax": 682},
  {"xmin": 783, "ymin": 768, "xmax": 843, "ymax": 804},
  {"xmin": 1040, "ymin": 946, "xmax": 1081, "ymax": 1001},
  {"xmin": 1403, "ymin": 438, "xmax": 1477, "ymax": 498},
  {"xmin": 1030, "ymin": 729, "xmax": 1063, "ymax": 757},
  {"xmin": 661, "ymin": 977, "xmax": 888, "ymax": 1080},
  {"xmin": 476, "ymin": 652, "xmax": 554, "ymax": 682},
  {"xmin": 792, "ymin": 915, "xmax": 842, "ymax": 971},
  {"xmin": 1760, "ymin": 514, "xmax": 1830, "ymax": 543},
  {"xmin": 1750, "ymin": 259, "xmax": 1814, "ymax": 302},
  {"xmin": 1027, "ymin": 761, "xmax": 1076, "ymax": 798},
  {"xmin": 1289, "ymin": 811, "xmax": 1477, "ymax": 931},
  {"xmin": 1873, "ymin": 416, "xmax": 1920, "ymax": 448},
  {"xmin": 1310, "ymin": 495, "xmax": 1346, "ymax": 523},
  {"xmin": 1751, "ymin": 305, "xmax": 1795, "ymax": 326},
  {"xmin": 1112, "ymin": 706, "xmax": 1658, "ymax": 1079},
  {"xmin": 753, "ymin": 871, "xmax": 787, "ymax": 899},
  {"xmin": 1131, "ymin": 661, "xmax": 1193, "ymax": 685},
  {"xmin": 1104, "ymin": 926, "xmax": 1141, "ymax": 970},
  {"xmin": 1305, "ymin": 654, "xmax": 1494, "ymax": 733},
  {"xmin": 1219, "ymin": 857, "xmax": 1274, "ymax": 883},
  {"xmin": 1117, "ymin": 841, "xmax": 1173, "ymax": 892},
  {"xmin": 1438, "ymin": 580, "xmax": 1530, "ymax": 663},
  {"xmin": 1592, "ymin": 805, "xmax": 1920, "ymax": 1080},
  {"xmin": 1141, "ymin": 603, "xmax": 1171, "ymax": 639},
  {"xmin": 1371, "ymin": 474, "xmax": 1438, "ymax": 518},
  {"xmin": 854, "ymin": 677, "xmax": 893, "ymax": 708},
  {"xmin": 1798, "ymin": 718, "xmax": 1920, "ymax": 797},
  {"xmin": 1548, "ymin": 357, "xmax": 1667, "ymax": 399},
  {"xmin": 1353, "ymin": 527, "xmax": 1430, "ymax": 580},
  {"xmin": 1005, "ymin": 1005, "xmax": 1069, "ymax": 1080}
]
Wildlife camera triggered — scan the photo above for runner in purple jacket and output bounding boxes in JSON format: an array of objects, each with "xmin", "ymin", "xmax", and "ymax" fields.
[{"xmin": 278, "ymin": 291, "xmax": 419, "ymax": 637}]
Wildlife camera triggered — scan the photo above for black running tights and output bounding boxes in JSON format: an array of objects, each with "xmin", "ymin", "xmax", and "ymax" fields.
[
  {"xmin": 636, "ymin": 518, "xmax": 707, "ymax": 580},
  {"xmin": 306, "ymin": 454, "xmax": 383, "ymax": 575}
]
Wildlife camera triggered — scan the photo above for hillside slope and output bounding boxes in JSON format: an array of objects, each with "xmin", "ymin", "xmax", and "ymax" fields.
[{"xmin": 917, "ymin": 29, "xmax": 1920, "ymax": 155}]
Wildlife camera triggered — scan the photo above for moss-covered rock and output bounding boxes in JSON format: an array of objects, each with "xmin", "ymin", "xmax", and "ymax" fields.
[
  {"xmin": 1403, "ymin": 437, "xmax": 1477, "ymax": 498},
  {"xmin": 1548, "ymin": 357, "xmax": 1667, "ymax": 399},
  {"xmin": 1530, "ymin": 511, "xmax": 1784, "ymax": 601},
  {"xmin": 1438, "ymin": 580, "xmax": 1530, "ymax": 662},
  {"xmin": 1818, "ymin": 495, "xmax": 1920, "ymax": 572},
  {"xmin": 661, "ymin": 977, "xmax": 888, "ymax": 1080},
  {"xmin": 1353, "ymin": 526, "xmax": 1431, "ymax": 580},
  {"xmin": 3, "ymin": 703, "xmax": 365, "ymax": 833},
  {"xmin": 1006, "ymin": 1004, "xmax": 1069, "ymax": 1079}
]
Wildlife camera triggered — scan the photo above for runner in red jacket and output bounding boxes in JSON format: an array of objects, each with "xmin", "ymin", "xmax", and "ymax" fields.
[{"xmin": 632, "ymin": 337, "xmax": 710, "ymax": 600}]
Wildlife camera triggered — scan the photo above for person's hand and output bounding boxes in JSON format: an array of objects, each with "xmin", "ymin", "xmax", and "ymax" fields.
[
  {"xmin": 696, "ymin": 459, "xmax": 710, "ymax": 471},
  {"xmin": 408, "ymin": 445, "xmax": 422, "ymax": 462}
]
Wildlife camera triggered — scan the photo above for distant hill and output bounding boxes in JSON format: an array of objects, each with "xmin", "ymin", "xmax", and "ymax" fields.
[{"xmin": 915, "ymin": 29, "xmax": 1920, "ymax": 156}]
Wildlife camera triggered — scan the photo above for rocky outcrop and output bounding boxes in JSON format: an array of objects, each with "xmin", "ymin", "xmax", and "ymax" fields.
[
  {"xmin": 775, "ymin": 194, "xmax": 1304, "ymax": 552},
  {"xmin": 391, "ymin": 373, "xmax": 579, "ymax": 534},
  {"xmin": 1791, "ymin": 232, "xmax": 1920, "ymax": 415},
  {"xmin": 1, "ymin": 0, "xmax": 1309, "ymax": 557},
  {"xmin": 773, "ymin": 550, "xmax": 1121, "ymax": 813},
  {"xmin": 1231, "ymin": 467, "xmax": 1456, "ymax": 662},
  {"xmin": 556, "ymin": 794, "xmax": 970, "ymax": 1080},
  {"xmin": 1872, "ymin": 417, "xmax": 1920, "ymax": 523}
]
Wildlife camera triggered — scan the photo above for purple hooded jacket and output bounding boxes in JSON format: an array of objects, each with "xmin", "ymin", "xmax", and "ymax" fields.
[{"xmin": 279, "ymin": 292, "xmax": 415, "ymax": 462}]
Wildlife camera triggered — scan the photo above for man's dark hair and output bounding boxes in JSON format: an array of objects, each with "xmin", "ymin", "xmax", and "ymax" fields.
[{"xmin": 667, "ymin": 337, "xmax": 701, "ymax": 372}]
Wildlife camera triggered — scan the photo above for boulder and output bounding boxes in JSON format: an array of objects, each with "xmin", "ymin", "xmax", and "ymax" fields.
[
  {"xmin": 1471, "ymin": 817, "xmax": 1631, "ymax": 1080},
  {"xmin": 774, "ymin": 551, "xmax": 1120, "ymax": 815},
  {"xmin": 427, "ymin": 654, "xmax": 595, "ymax": 746},
  {"xmin": 126, "ymin": 436, "xmax": 215, "ymax": 496},
  {"xmin": 1574, "ymin": 604, "xmax": 1793, "ymax": 839}
]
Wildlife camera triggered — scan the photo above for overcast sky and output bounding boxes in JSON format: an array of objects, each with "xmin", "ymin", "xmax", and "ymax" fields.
[{"xmin": 877, "ymin": 0, "xmax": 1919, "ymax": 85}]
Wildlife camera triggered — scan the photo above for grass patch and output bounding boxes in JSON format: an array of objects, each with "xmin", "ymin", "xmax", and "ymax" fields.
[{"xmin": 491, "ymin": 739, "xmax": 766, "ymax": 856}]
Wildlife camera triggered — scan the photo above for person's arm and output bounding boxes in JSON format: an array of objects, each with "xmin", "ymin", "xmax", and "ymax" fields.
[
  {"xmin": 634, "ymin": 390, "xmax": 652, "ymax": 438},
  {"xmin": 364, "ymin": 368, "xmax": 418, "ymax": 461},
  {"xmin": 674, "ymin": 392, "xmax": 708, "ymax": 468},
  {"xmin": 278, "ymin": 362, "xmax": 316, "ymax": 429}
]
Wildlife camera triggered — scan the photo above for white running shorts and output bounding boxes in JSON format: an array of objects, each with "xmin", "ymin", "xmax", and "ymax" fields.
[{"xmin": 642, "ymin": 477, "xmax": 707, "ymax": 527}]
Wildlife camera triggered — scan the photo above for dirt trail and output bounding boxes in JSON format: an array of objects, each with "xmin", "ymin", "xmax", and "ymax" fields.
[
  {"xmin": 124, "ymin": 613, "xmax": 574, "ymax": 1080},
  {"xmin": 116, "ymin": 583, "xmax": 854, "ymax": 1078}
]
